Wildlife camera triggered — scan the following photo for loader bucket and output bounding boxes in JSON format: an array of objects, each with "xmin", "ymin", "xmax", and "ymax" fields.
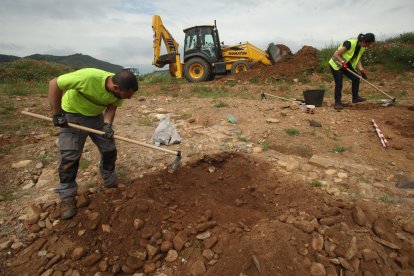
[{"xmin": 267, "ymin": 43, "xmax": 282, "ymax": 64}]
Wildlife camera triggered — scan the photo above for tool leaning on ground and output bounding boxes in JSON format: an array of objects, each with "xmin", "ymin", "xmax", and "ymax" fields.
[
  {"xmin": 343, "ymin": 67, "xmax": 396, "ymax": 106},
  {"xmin": 260, "ymin": 92, "xmax": 304, "ymax": 103},
  {"xmin": 21, "ymin": 111, "xmax": 182, "ymax": 172}
]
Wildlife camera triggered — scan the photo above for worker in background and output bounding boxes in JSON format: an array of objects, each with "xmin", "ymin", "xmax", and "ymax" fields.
[
  {"xmin": 329, "ymin": 33, "xmax": 376, "ymax": 110},
  {"xmin": 48, "ymin": 68, "xmax": 138, "ymax": 220}
]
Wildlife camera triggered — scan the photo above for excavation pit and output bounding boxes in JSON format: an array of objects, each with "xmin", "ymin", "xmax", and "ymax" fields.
[{"xmin": 5, "ymin": 153, "xmax": 414, "ymax": 275}]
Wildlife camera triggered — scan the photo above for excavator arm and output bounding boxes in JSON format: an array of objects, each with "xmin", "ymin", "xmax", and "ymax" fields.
[{"xmin": 152, "ymin": 15, "xmax": 183, "ymax": 78}]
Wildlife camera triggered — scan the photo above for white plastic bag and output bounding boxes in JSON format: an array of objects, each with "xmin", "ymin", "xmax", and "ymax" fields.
[{"xmin": 151, "ymin": 114, "xmax": 181, "ymax": 146}]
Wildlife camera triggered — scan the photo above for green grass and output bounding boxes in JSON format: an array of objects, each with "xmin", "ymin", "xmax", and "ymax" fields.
[
  {"xmin": 0, "ymin": 59, "xmax": 71, "ymax": 83},
  {"xmin": 79, "ymin": 158, "xmax": 91, "ymax": 169},
  {"xmin": 0, "ymin": 82, "xmax": 49, "ymax": 96},
  {"xmin": 140, "ymin": 71, "xmax": 178, "ymax": 84},
  {"xmin": 379, "ymin": 194, "xmax": 394, "ymax": 204},
  {"xmin": 189, "ymin": 85, "xmax": 231, "ymax": 98},
  {"xmin": 311, "ymin": 180, "xmax": 322, "ymax": 188},
  {"xmin": 262, "ymin": 140, "xmax": 270, "ymax": 151},
  {"xmin": 331, "ymin": 134, "xmax": 340, "ymax": 141},
  {"xmin": 213, "ymin": 101, "xmax": 229, "ymax": 108},
  {"xmin": 316, "ymin": 43, "xmax": 338, "ymax": 73},
  {"xmin": 1, "ymin": 144, "xmax": 17, "ymax": 155},
  {"xmin": 285, "ymin": 128, "xmax": 300, "ymax": 136},
  {"xmin": 0, "ymin": 101, "xmax": 15, "ymax": 111},
  {"xmin": 179, "ymin": 112, "xmax": 193, "ymax": 120},
  {"xmin": 248, "ymin": 77, "xmax": 260, "ymax": 84},
  {"xmin": 239, "ymin": 135, "xmax": 248, "ymax": 142},
  {"xmin": 316, "ymin": 32, "xmax": 414, "ymax": 73},
  {"xmin": 116, "ymin": 163, "xmax": 128, "ymax": 177},
  {"xmin": 84, "ymin": 182, "xmax": 96, "ymax": 189},
  {"xmin": 385, "ymin": 32, "xmax": 414, "ymax": 43},
  {"xmin": 0, "ymin": 192, "xmax": 13, "ymax": 202},
  {"xmin": 224, "ymin": 80, "xmax": 238, "ymax": 87},
  {"xmin": 333, "ymin": 146, "xmax": 345, "ymax": 153},
  {"xmin": 136, "ymin": 115, "xmax": 155, "ymax": 126}
]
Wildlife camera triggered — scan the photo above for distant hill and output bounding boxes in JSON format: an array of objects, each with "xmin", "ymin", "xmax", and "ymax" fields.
[
  {"xmin": 0, "ymin": 55, "xmax": 20, "ymax": 63},
  {"xmin": 0, "ymin": 53, "xmax": 123, "ymax": 73}
]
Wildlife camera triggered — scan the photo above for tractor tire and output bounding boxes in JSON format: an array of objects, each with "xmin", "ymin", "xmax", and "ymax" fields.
[
  {"xmin": 183, "ymin": 57, "xmax": 212, "ymax": 82},
  {"xmin": 231, "ymin": 60, "xmax": 250, "ymax": 74}
]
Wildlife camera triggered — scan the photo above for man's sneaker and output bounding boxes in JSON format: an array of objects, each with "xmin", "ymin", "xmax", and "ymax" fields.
[
  {"xmin": 352, "ymin": 97, "xmax": 366, "ymax": 103},
  {"xmin": 334, "ymin": 103, "xmax": 344, "ymax": 110},
  {"xmin": 60, "ymin": 198, "xmax": 77, "ymax": 220}
]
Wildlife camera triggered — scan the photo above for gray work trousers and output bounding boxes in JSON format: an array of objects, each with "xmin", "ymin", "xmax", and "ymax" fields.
[{"xmin": 55, "ymin": 113, "xmax": 117, "ymax": 201}]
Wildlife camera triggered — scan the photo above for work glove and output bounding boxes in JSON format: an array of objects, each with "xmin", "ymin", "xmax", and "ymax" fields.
[
  {"xmin": 52, "ymin": 113, "xmax": 68, "ymax": 127},
  {"xmin": 102, "ymin": 123, "xmax": 114, "ymax": 139},
  {"xmin": 360, "ymin": 69, "xmax": 368, "ymax": 80},
  {"xmin": 341, "ymin": 60, "xmax": 348, "ymax": 69}
]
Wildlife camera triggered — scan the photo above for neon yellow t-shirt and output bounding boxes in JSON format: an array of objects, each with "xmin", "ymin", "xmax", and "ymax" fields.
[{"xmin": 58, "ymin": 68, "xmax": 123, "ymax": 116}]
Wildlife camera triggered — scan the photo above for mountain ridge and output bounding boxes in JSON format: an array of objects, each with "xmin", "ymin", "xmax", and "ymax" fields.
[{"xmin": 0, "ymin": 53, "xmax": 123, "ymax": 73}]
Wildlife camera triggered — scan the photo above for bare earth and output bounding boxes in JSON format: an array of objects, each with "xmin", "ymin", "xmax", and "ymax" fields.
[{"xmin": 1, "ymin": 56, "xmax": 414, "ymax": 275}]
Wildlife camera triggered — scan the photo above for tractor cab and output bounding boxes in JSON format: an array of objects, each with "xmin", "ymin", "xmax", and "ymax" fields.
[{"xmin": 183, "ymin": 24, "xmax": 222, "ymax": 63}]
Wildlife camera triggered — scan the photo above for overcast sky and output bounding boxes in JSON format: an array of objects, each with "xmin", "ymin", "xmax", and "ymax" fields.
[{"xmin": 1, "ymin": 0, "xmax": 413, "ymax": 73}]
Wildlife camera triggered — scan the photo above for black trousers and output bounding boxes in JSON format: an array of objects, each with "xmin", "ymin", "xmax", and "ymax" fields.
[{"xmin": 330, "ymin": 65, "xmax": 360, "ymax": 103}]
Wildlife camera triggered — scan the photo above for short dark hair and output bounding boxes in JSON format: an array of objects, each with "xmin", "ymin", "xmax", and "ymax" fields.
[
  {"xmin": 113, "ymin": 70, "xmax": 138, "ymax": 91},
  {"xmin": 358, "ymin": 33, "xmax": 376, "ymax": 43}
]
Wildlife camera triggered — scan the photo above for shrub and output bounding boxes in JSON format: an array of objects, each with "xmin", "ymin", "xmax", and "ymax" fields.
[
  {"xmin": 333, "ymin": 146, "xmax": 345, "ymax": 153},
  {"xmin": 285, "ymin": 128, "xmax": 300, "ymax": 136},
  {"xmin": 316, "ymin": 43, "xmax": 338, "ymax": 73},
  {"xmin": 311, "ymin": 180, "xmax": 322, "ymax": 188},
  {"xmin": 0, "ymin": 59, "xmax": 72, "ymax": 83},
  {"xmin": 190, "ymin": 85, "xmax": 230, "ymax": 98},
  {"xmin": 141, "ymin": 71, "xmax": 177, "ymax": 84},
  {"xmin": 213, "ymin": 101, "xmax": 229, "ymax": 108},
  {"xmin": 317, "ymin": 32, "xmax": 414, "ymax": 73}
]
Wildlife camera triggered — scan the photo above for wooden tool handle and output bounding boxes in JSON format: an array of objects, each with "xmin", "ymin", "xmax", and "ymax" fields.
[
  {"xmin": 344, "ymin": 68, "xmax": 395, "ymax": 100},
  {"xmin": 21, "ymin": 111, "xmax": 179, "ymax": 156}
]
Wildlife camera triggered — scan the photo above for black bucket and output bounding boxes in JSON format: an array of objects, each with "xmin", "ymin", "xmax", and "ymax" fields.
[{"xmin": 303, "ymin": 90, "xmax": 325, "ymax": 107}]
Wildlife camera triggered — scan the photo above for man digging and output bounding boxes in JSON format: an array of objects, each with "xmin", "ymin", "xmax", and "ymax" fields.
[{"xmin": 48, "ymin": 68, "xmax": 138, "ymax": 220}]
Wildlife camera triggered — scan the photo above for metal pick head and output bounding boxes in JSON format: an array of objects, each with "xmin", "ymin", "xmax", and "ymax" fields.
[{"xmin": 168, "ymin": 150, "xmax": 182, "ymax": 173}]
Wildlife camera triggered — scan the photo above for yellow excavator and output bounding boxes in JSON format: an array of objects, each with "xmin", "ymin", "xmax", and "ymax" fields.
[{"xmin": 152, "ymin": 15, "xmax": 283, "ymax": 82}]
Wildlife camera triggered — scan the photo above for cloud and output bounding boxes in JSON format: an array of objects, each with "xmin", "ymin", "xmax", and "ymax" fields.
[{"xmin": 0, "ymin": 0, "xmax": 413, "ymax": 73}]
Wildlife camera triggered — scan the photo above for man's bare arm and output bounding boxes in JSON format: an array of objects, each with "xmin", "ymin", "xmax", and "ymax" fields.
[
  {"xmin": 104, "ymin": 104, "xmax": 117, "ymax": 124},
  {"xmin": 48, "ymin": 78, "xmax": 63, "ymax": 115}
]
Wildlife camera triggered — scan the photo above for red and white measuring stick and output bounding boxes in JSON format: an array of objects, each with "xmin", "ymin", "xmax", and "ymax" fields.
[{"xmin": 372, "ymin": 119, "xmax": 389, "ymax": 148}]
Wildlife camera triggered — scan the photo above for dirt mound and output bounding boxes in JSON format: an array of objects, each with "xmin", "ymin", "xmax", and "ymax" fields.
[
  {"xmin": 225, "ymin": 45, "xmax": 319, "ymax": 82},
  {"xmin": 4, "ymin": 153, "xmax": 414, "ymax": 275}
]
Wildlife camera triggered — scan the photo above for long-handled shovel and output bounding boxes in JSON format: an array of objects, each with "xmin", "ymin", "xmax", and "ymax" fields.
[
  {"xmin": 260, "ymin": 92, "xmax": 304, "ymax": 103},
  {"xmin": 344, "ymin": 68, "xmax": 396, "ymax": 106},
  {"xmin": 21, "ymin": 111, "xmax": 182, "ymax": 172}
]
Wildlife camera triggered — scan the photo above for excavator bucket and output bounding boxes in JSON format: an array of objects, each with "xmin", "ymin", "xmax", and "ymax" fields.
[{"xmin": 267, "ymin": 43, "xmax": 282, "ymax": 64}]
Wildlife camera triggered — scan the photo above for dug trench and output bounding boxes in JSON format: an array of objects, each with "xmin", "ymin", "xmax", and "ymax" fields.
[{"xmin": 4, "ymin": 153, "xmax": 414, "ymax": 275}]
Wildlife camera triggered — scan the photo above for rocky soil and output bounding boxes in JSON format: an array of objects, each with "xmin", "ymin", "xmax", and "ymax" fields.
[{"xmin": 1, "ymin": 51, "xmax": 414, "ymax": 275}]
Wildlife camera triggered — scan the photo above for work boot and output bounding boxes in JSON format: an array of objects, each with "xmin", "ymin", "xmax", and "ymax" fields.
[
  {"xmin": 104, "ymin": 182, "xmax": 118, "ymax": 189},
  {"xmin": 352, "ymin": 96, "xmax": 366, "ymax": 103},
  {"xmin": 60, "ymin": 198, "xmax": 77, "ymax": 220},
  {"xmin": 334, "ymin": 103, "xmax": 344, "ymax": 110}
]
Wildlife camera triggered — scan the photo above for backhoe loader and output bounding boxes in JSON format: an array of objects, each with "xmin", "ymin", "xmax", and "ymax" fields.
[{"xmin": 152, "ymin": 15, "xmax": 282, "ymax": 82}]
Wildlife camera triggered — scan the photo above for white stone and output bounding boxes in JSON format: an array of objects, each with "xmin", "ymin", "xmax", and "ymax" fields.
[
  {"xmin": 337, "ymin": 172, "xmax": 348, "ymax": 179},
  {"xmin": 325, "ymin": 169, "xmax": 337, "ymax": 176},
  {"xmin": 196, "ymin": 231, "xmax": 211, "ymax": 240},
  {"xmin": 165, "ymin": 249, "xmax": 178, "ymax": 262},
  {"xmin": 266, "ymin": 118, "xmax": 280, "ymax": 123},
  {"xmin": 252, "ymin": 147, "xmax": 263, "ymax": 153},
  {"xmin": 22, "ymin": 181, "xmax": 35, "ymax": 190},
  {"xmin": 12, "ymin": 160, "xmax": 32, "ymax": 169}
]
